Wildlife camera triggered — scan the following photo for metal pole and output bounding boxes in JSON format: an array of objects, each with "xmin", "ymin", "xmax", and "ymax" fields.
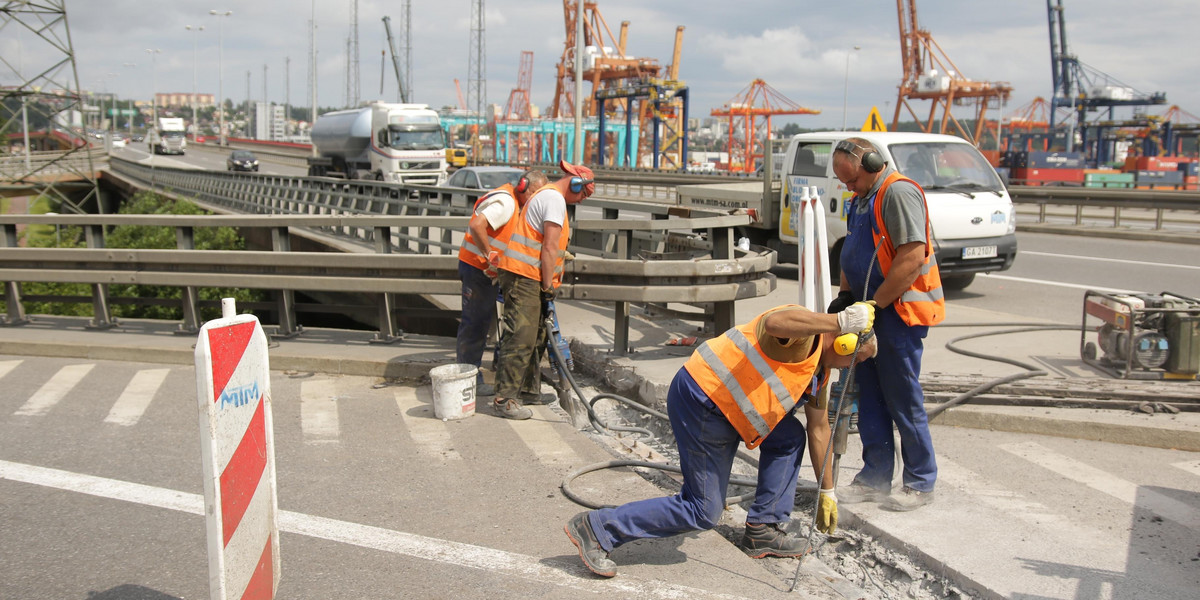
[
  {"xmin": 210, "ymin": 10, "xmax": 232, "ymax": 146},
  {"xmin": 186, "ymin": 25, "xmax": 204, "ymax": 138},
  {"xmin": 310, "ymin": 0, "xmax": 318, "ymax": 156},
  {"xmin": 573, "ymin": 0, "xmax": 583, "ymax": 162},
  {"xmin": 841, "ymin": 45, "xmax": 860, "ymax": 131}
]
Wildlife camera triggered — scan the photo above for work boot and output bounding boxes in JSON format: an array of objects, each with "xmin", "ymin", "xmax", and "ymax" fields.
[
  {"xmin": 475, "ymin": 382, "xmax": 496, "ymax": 397},
  {"xmin": 838, "ymin": 482, "xmax": 888, "ymax": 505},
  {"xmin": 492, "ymin": 397, "xmax": 532, "ymax": 420},
  {"xmin": 564, "ymin": 512, "xmax": 617, "ymax": 577},
  {"xmin": 519, "ymin": 390, "xmax": 556, "ymax": 405},
  {"xmin": 739, "ymin": 522, "xmax": 807, "ymax": 558},
  {"xmin": 882, "ymin": 486, "xmax": 935, "ymax": 512}
]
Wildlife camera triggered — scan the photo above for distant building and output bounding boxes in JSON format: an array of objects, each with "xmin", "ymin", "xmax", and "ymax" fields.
[
  {"xmin": 157, "ymin": 93, "xmax": 214, "ymax": 109},
  {"xmin": 253, "ymin": 102, "xmax": 286, "ymax": 141}
]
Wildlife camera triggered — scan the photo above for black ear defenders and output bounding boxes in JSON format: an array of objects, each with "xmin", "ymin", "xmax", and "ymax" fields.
[
  {"xmin": 569, "ymin": 177, "xmax": 594, "ymax": 194},
  {"xmin": 514, "ymin": 174, "xmax": 530, "ymax": 194},
  {"xmin": 835, "ymin": 139, "xmax": 886, "ymax": 173}
]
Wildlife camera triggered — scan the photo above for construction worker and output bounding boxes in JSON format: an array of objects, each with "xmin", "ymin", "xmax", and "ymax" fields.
[
  {"xmin": 565, "ymin": 302, "xmax": 877, "ymax": 577},
  {"xmin": 491, "ymin": 160, "xmax": 594, "ymax": 420},
  {"xmin": 455, "ymin": 170, "xmax": 549, "ymax": 397},
  {"xmin": 830, "ymin": 137, "xmax": 945, "ymax": 511}
]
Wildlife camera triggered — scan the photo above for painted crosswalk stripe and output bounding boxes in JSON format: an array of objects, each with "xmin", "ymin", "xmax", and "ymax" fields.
[
  {"xmin": 393, "ymin": 387, "xmax": 462, "ymax": 461},
  {"xmin": 14, "ymin": 363, "xmax": 95, "ymax": 416},
  {"xmin": 1000, "ymin": 441, "xmax": 1200, "ymax": 532},
  {"xmin": 103, "ymin": 368, "xmax": 171, "ymax": 426},
  {"xmin": 0, "ymin": 359, "xmax": 22, "ymax": 381},
  {"xmin": 300, "ymin": 379, "xmax": 340, "ymax": 444},
  {"xmin": 504, "ymin": 404, "xmax": 580, "ymax": 466},
  {"xmin": 1172, "ymin": 460, "xmax": 1200, "ymax": 479},
  {"xmin": 0, "ymin": 459, "xmax": 751, "ymax": 600}
]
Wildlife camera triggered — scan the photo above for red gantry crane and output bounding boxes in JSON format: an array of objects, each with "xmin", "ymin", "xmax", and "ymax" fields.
[
  {"xmin": 498, "ymin": 51, "xmax": 536, "ymax": 163},
  {"xmin": 710, "ymin": 79, "xmax": 820, "ymax": 173},
  {"xmin": 893, "ymin": 0, "xmax": 1012, "ymax": 148}
]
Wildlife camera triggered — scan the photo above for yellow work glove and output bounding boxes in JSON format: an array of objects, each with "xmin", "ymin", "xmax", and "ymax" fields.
[
  {"xmin": 836, "ymin": 301, "xmax": 876, "ymax": 334},
  {"xmin": 817, "ymin": 488, "xmax": 838, "ymax": 534}
]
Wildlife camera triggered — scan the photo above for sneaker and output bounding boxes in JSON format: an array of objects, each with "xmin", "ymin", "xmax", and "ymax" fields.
[
  {"xmin": 492, "ymin": 398, "xmax": 532, "ymax": 420},
  {"xmin": 882, "ymin": 486, "xmax": 935, "ymax": 511},
  {"xmin": 838, "ymin": 482, "xmax": 888, "ymax": 505},
  {"xmin": 564, "ymin": 512, "xmax": 617, "ymax": 577},
  {"xmin": 476, "ymin": 382, "xmax": 496, "ymax": 397},
  {"xmin": 739, "ymin": 522, "xmax": 807, "ymax": 558},
  {"xmin": 519, "ymin": 390, "xmax": 556, "ymax": 405}
]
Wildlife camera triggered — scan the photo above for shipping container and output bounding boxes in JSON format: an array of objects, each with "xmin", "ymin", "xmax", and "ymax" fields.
[
  {"xmin": 1179, "ymin": 162, "xmax": 1200, "ymax": 177},
  {"xmin": 1084, "ymin": 172, "xmax": 1135, "ymax": 188},
  {"xmin": 1125, "ymin": 156, "xmax": 1193, "ymax": 172},
  {"xmin": 1010, "ymin": 151, "xmax": 1085, "ymax": 170},
  {"xmin": 1135, "ymin": 169, "xmax": 1185, "ymax": 189},
  {"xmin": 1011, "ymin": 167, "xmax": 1084, "ymax": 186}
]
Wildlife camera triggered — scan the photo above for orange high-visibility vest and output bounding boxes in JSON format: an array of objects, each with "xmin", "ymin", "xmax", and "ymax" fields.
[
  {"xmin": 458, "ymin": 184, "xmax": 518, "ymax": 271},
  {"xmin": 683, "ymin": 307, "xmax": 827, "ymax": 449},
  {"xmin": 498, "ymin": 187, "xmax": 570, "ymax": 288},
  {"xmin": 871, "ymin": 172, "xmax": 946, "ymax": 327}
]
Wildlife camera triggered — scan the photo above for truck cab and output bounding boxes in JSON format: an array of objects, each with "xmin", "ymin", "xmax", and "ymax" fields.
[
  {"xmin": 777, "ymin": 132, "xmax": 1016, "ymax": 290},
  {"xmin": 149, "ymin": 117, "xmax": 188, "ymax": 155}
]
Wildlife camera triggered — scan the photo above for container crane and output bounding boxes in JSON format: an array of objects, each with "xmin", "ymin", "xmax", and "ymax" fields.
[
  {"xmin": 498, "ymin": 51, "xmax": 536, "ymax": 163},
  {"xmin": 892, "ymin": 0, "xmax": 1012, "ymax": 148},
  {"xmin": 1047, "ymin": 0, "xmax": 1167, "ymax": 161},
  {"xmin": 381, "ymin": 16, "xmax": 408, "ymax": 103},
  {"xmin": 710, "ymin": 79, "xmax": 819, "ymax": 173}
]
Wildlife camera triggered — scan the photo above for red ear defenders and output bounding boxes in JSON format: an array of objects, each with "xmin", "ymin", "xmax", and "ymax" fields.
[
  {"xmin": 569, "ymin": 177, "xmax": 594, "ymax": 194},
  {"xmin": 514, "ymin": 173, "xmax": 532, "ymax": 194},
  {"xmin": 835, "ymin": 140, "xmax": 886, "ymax": 173}
]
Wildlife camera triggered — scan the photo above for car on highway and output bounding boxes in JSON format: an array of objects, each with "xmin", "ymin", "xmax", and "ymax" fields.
[
  {"xmin": 441, "ymin": 165, "xmax": 524, "ymax": 190},
  {"xmin": 227, "ymin": 150, "xmax": 259, "ymax": 172},
  {"xmin": 107, "ymin": 133, "xmax": 127, "ymax": 149}
]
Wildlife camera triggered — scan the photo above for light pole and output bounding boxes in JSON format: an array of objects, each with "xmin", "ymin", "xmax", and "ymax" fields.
[
  {"xmin": 145, "ymin": 48, "xmax": 161, "ymax": 125},
  {"xmin": 185, "ymin": 24, "xmax": 205, "ymax": 138},
  {"xmin": 210, "ymin": 9, "xmax": 233, "ymax": 146},
  {"xmin": 841, "ymin": 45, "xmax": 861, "ymax": 131},
  {"xmin": 122, "ymin": 63, "xmax": 137, "ymax": 136}
]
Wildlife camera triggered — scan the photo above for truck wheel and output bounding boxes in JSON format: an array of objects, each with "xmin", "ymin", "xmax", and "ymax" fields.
[{"xmin": 942, "ymin": 273, "xmax": 975, "ymax": 291}]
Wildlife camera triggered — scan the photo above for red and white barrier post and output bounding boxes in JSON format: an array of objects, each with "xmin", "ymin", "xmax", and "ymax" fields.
[{"xmin": 196, "ymin": 298, "xmax": 280, "ymax": 600}]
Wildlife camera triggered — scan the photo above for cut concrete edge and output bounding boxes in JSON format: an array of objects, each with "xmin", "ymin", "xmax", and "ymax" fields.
[{"xmin": 932, "ymin": 408, "xmax": 1200, "ymax": 452}]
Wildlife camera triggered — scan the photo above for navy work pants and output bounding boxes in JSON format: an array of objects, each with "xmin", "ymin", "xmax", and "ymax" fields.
[{"xmin": 456, "ymin": 260, "xmax": 497, "ymax": 385}]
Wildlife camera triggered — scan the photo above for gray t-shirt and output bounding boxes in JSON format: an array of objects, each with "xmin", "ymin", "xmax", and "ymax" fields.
[
  {"xmin": 854, "ymin": 167, "xmax": 927, "ymax": 246},
  {"xmin": 524, "ymin": 188, "xmax": 567, "ymax": 234}
]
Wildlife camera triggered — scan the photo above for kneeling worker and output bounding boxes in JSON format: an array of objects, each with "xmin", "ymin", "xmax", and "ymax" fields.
[{"xmin": 565, "ymin": 301, "xmax": 877, "ymax": 577}]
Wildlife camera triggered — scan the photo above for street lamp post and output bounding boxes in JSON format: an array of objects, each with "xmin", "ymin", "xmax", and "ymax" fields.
[
  {"xmin": 145, "ymin": 48, "xmax": 161, "ymax": 125},
  {"xmin": 210, "ymin": 10, "xmax": 233, "ymax": 146},
  {"xmin": 185, "ymin": 24, "xmax": 205, "ymax": 138},
  {"xmin": 841, "ymin": 45, "xmax": 861, "ymax": 131},
  {"xmin": 122, "ymin": 63, "xmax": 137, "ymax": 136}
]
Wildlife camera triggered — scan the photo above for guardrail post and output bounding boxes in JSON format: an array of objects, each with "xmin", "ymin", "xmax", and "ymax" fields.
[
  {"xmin": 84, "ymin": 224, "xmax": 117, "ymax": 330},
  {"xmin": 271, "ymin": 226, "xmax": 300, "ymax": 338},
  {"xmin": 174, "ymin": 226, "xmax": 201, "ymax": 335},
  {"xmin": 370, "ymin": 225, "xmax": 403, "ymax": 344},
  {"xmin": 0, "ymin": 224, "xmax": 28, "ymax": 326},
  {"xmin": 613, "ymin": 300, "xmax": 630, "ymax": 356},
  {"xmin": 710, "ymin": 225, "xmax": 735, "ymax": 332}
]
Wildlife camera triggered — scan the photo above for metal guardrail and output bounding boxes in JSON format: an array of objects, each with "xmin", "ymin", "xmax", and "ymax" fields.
[
  {"xmin": 1007, "ymin": 186, "xmax": 1200, "ymax": 230},
  {"xmin": 1, "ymin": 212, "xmax": 774, "ymax": 353}
]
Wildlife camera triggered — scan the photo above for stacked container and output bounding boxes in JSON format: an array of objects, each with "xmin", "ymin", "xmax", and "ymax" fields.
[{"xmin": 1008, "ymin": 151, "xmax": 1085, "ymax": 186}]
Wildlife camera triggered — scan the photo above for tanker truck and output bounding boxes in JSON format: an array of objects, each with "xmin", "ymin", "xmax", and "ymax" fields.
[{"xmin": 307, "ymin": 102, "xmax": 448, "ymax": 185}]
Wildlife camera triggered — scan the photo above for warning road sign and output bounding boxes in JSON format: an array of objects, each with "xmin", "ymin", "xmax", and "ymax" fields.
[{"xmin": 862, "ymin": 107, "xmax": 888, "ymax": 132}]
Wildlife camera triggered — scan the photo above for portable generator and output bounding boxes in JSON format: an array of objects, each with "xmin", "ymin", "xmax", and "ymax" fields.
[{"xmin": 1081, "ymin": 290, "xmax": 1200, "ymax": 380}]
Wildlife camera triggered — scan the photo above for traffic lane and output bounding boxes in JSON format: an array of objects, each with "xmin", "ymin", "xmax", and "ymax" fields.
[{"xmin": 119, "ymin": 145, "xmax": 295, "ymax": 176}]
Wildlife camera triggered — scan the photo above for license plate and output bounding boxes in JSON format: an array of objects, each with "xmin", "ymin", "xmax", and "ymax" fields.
[{"xmin": 962, "ymin": 245, "xmax": 997, "ymax": 259}]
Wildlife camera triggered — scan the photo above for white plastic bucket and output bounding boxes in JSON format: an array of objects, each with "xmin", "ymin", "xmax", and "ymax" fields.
[{"xmin": 429, "ymin": 363, "xmax": 478, "ymax": 420}]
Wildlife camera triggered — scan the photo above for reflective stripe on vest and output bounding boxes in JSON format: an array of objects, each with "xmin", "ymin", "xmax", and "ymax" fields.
[
  {"xmin": 682, "ymin": 309, "xmax": 824, "ymax": 449},
  {"xmin": 871, "ymin": 172, "xmax": 946, "ymax": 327},
  {"xmin": 458, "ymin": 185, "xmax": 518, "ymax": 271},
  {"xmin": 497, "ymin": 186, "xmax": 570, "ymax": 287}
]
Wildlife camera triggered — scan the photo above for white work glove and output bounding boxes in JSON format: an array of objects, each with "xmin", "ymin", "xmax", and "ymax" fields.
[
  {"xmin": 817, "ymin": 488, "xmax": 838, "ymax": 534},
  {"xmin": 836, "ymin": 301, "xmax": 876, "ymax": 334}
]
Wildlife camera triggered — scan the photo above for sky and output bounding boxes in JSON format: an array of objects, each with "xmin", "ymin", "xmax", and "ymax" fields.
[{"xmin": 9, "ymin": 0, "xmax": 1199, "ymax": 129}]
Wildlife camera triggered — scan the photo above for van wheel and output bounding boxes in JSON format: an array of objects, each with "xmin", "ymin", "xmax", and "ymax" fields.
[{"xmin": 942, "ymin": 273, "xmax": 975, "ymax": 291}]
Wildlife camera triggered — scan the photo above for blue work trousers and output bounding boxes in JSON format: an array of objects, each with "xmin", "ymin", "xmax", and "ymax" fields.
[
  {"xmin": 852, "ymin": 307, "xmax": 937, "ymax": 492},
  {"xmin": 589, "ymin": 368, "xmax": 808, "ymax": 553},
  {"xmin": 456, "ymin": 260, "xmax": 497, "ymax": 384}
]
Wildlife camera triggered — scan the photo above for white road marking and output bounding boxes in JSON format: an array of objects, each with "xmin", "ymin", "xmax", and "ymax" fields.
[
  {"xmin": 0, "ymin": 459, "xmax": 751, "ymax": 600},
  {"xmin": 103, "ymin": 368, "xmax": 171, "ymax": 426},
  {"xmin": 1171, "ymin": 460, "xmax": 1200, "ymax": 479},
  {"xmin": 505, "ymin": 404, "xmax": 580, "ymax": 466},
  {"xmin": 1022, "ymin": 251, "xmax": 1200, "ymax": 271},
  {"xmin": 0, "ymin": 359, "xmax": 21, "ymax": 380},
  {"xmin": 14, "ymin": 363, "xmax": 95, "ymax": 416},
  {"xmin": 1000, "ymin": 441, "xmax": 1200, "ymax": 532},
  {"xmin": 300, "ymin": 379, "xmax": 340, "ymax": 444},
  {"xmin": 393, "ymin": 387, "xmax": 463, "ymax": 461},
  {"xmin": 979, "ymin": 273, "xmax": 1134, "ymax": 294}
]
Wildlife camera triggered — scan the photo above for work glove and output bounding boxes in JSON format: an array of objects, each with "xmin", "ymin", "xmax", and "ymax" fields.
[
  {"xmin": 484, "ymin": 250, "xmax": 501, "ymax": 279},
  {"xmin": 836, "ymin": 301, "xmax": 876, "ymax": 334},
  {"xmin": 540, "ymin": 288, "xmax": 555, "ymax": 320},
  {"xmin": 827, "ymin": 290, "xmax": 855, "ymax": 313},
  {"xmin": 817, "ymin": 489, "xmax": 838, "ymax": 534}
]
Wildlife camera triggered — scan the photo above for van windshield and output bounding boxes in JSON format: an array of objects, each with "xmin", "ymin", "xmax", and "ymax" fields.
[{"xmin": 888, "ymin": 142, "xmax": 1004, "ymax": 192}]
